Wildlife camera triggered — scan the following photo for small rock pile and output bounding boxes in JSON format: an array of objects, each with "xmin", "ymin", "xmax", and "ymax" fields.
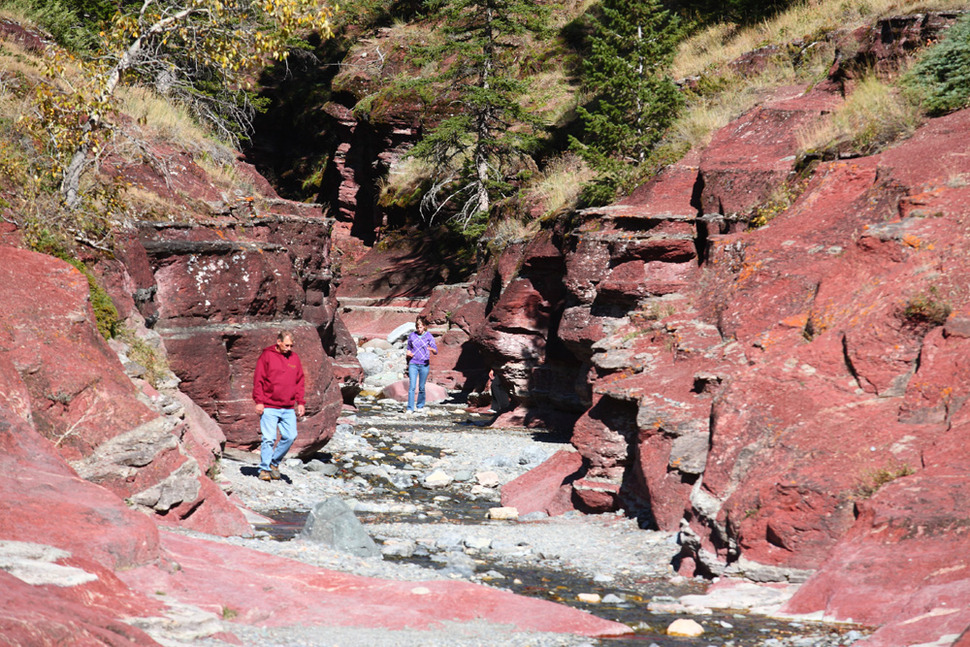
[{"xmin": 355, "ymin": 323, "xmax": 415, "ymax": 395}]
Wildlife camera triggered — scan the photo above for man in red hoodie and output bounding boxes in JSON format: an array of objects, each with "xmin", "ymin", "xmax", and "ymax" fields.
[{"xmin": 252, "ymin": 331, "xmax": 306, "ymax": 481}]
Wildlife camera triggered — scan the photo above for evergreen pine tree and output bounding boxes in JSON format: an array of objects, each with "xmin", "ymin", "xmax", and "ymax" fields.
[
  {"xmin": 410, "ymin": 0, "xmax": 549, "ymax": 237},
  {"xmin": 902, "ymin": 12, "xmax": 970, "ymax": 116},
  {"xmin": 572, "ymin": 0, "xmax": 683, "ymax": 204}
]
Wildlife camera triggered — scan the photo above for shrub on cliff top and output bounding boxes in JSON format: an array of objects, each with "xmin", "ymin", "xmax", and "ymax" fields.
[
  {"xmin": 0, "ymin": 0, "xmax": 104, "ymax": 51},
  {"xmin": 903, "ymin": 286, "xmax": 952, "ymax": 327},
  {"xmin": 855, "ymin": 460, "xmax": 916, "ymax": 499},
  {"xmin": 118, "ymin": 328, "xmax": 171, "ymax": 388},
  {"xmin": 902, "ymin": 12, "xmax": 970, "ymax": 115}
]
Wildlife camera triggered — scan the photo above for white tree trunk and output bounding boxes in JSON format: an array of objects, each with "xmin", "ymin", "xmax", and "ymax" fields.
[{"xmin": 59, "ymin": 3, "xmax": 197, "ymax": 207}]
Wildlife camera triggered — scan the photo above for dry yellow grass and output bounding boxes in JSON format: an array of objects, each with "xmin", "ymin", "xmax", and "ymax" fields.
[
  {"xmin": 121, "ymin": 185, "xmax": 185, "ymax": 220},
  {"xmin": 114, "ymin": 86, "xmax": 251, "ymax": 201},
  {"xmin": 546, "ymin": 0, "xmax": 597, "ymax": 31},
  {"xmin": 674, "ymin": 0, "xmax": 970, "ymax": 79},
  {"xmin": 195, "ymin": 149, "xmax": 250, "ymax": 192},
  {"xmin": 670, "ymin": 67, "xmax": 793, "ymax": 150},
  {"xmin": 117, "ymin": 86, "xmax": 211, "ymax": 147},
  {"xmin": 486, "ymin": 213, "xmax": 539, "ymax": 247},
  {"xmin": 526, "ymin": 68, "xmax": 578, "ymax": 127},
  {"xmin": 0, "ymin": 36, "xmax": 45, "ymax": 80},
  {"xmin": 527, "ymin": 152, "xmax": 597, "ymax": 218},
  {"xmin": 378, "ymin": 153, "xmax": 435, "ymax": 211},
  {"xmin": 797, "ymin": 74, "xmax": 922, "ymax": 154},
  {"xmin": 668, "ymin": 39, "xmax": 835, "ymax": 151}
]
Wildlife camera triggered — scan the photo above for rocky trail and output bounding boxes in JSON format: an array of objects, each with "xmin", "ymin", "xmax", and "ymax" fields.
[{"xmin": 196, "ymin": 396, "xmax": 869, "ymax": 647}]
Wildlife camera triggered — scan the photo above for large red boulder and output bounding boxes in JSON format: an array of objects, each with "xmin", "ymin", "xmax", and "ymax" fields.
[
  {"xmin": 686, "ymin": 109, "xmax": 970, "ymax": 572},
  {"xmin": 381, "ymin": 378, "xmax": 448, "ymax": 404},
  {"xmin": 163, "ymin": 321, "xmax": 342, "ymax": 456},
  {"xmin": 0, "ymin": 419, "xmax": 164, "ymax": 643},
  {"xmin": 501, "ymin": 450, "xmax": 584, "ymax": 516},
  {"xmin": 473, "ymin": 229, "xmax": 582, "ymax": 415},
  {"xmin": 558, "ymin": 104, "xmax": 970, "ymax": 579},
  {"xmin": 135, "ymin": 220, "xmax": 346, "ymax": 456}
]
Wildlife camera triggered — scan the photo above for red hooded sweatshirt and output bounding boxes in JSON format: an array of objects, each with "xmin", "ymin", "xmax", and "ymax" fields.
[{"xmin": 252, "ymin": 345, "xmax": 305, "ymax": 409}]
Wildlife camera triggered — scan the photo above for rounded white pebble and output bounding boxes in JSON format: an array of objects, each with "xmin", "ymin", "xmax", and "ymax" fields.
[{"xmin": 667, "ymin": 618, "xmax": 704, "ymax": 637}]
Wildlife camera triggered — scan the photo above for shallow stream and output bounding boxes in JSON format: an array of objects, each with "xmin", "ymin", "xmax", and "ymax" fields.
[{"xmin": 253, "ymin": 400, "xmax": 868, "ymax": 647}]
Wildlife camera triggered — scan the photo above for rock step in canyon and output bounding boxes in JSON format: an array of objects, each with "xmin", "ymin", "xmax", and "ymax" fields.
[{"xmin": 337, "ymin": 295, "xmax": 429, "ymax": 339}]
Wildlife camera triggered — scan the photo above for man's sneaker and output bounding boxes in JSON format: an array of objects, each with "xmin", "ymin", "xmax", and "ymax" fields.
[
  {"xmin": 405, "ymin": 409, "xmax": 414, "ymax": 416},
  {"xmin": 258, "ymin": 470, "xmax": 272, "ymax": 481},
  {"xmin": 270, "ymin": 466, "xmax": 282, "ymax": 480}
]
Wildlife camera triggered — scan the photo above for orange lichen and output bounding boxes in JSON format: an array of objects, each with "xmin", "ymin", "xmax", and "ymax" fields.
[
  {"xmin": 737, "ymin": 260, "xmax": 763, "ymax": 284},
  {"xmin": 781, "ymin": 313, "xmax": 809, "ymax": 329},
  {"xmin": 902, "ymin": 234, "xmax": 923, "ymax": 249}
]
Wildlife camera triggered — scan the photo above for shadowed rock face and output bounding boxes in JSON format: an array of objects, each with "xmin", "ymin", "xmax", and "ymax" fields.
[{"xmin": 470, "ymin": 229, "xmax": 587, "ymax": 423}]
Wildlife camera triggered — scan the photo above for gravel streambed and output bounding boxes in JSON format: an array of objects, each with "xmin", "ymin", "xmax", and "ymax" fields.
[{"xmin": 179, "ymin": 396, "xmax": 870, "ymax": 647}]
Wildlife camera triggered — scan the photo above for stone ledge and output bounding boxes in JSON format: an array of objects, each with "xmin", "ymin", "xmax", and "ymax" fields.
[
  {"xmin": 141, "ymin": 240, "xmax": 288, "ymax": 255},
  {"xmin": 577, "ymin": 205, "xmax": 696, "ymax": 222}
]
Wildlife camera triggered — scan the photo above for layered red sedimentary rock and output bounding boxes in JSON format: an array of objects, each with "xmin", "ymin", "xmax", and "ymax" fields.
[
  {"xmin": 491, "ymin": 18, "xmax": 970, "ymax": 644},
  {"xmin": 0, "ymin": 246, "xmax": 250, "ymax": 536}
]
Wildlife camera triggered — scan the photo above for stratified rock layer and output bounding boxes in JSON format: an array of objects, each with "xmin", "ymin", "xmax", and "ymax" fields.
[{"xmin": 127, "ymin": 212, "xmax": 349, "ymax": 457}]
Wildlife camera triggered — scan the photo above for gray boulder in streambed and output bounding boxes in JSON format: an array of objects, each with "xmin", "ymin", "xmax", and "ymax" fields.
[{"xmin": 300, "ymin": 497, "xmax": 381, "ymax": 558}]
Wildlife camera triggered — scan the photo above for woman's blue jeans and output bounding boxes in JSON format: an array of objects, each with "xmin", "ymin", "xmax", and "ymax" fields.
[
  {"xmin": 408, "ymin": 362, "xmax": 430, "ymax": 411},
  {"xmin": 259, "ymin": 407, "xmax": 298, "ymax": 472}
]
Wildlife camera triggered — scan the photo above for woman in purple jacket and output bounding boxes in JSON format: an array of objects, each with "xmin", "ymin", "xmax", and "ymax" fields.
[{"xmin": 405, "ymin": 317, "xmax": 437, "ymax": 414}]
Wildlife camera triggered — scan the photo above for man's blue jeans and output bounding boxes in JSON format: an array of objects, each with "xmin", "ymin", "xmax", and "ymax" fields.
[
  {"xmin": 259, "ymin": 407, "xmax": 298, "ymax": 472},
  {"xmin": 408, "ymin": 362, "xmax": 430, "ymax": 411}
]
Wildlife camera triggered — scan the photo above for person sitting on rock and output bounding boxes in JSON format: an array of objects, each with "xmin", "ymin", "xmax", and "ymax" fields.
[
  {"xmin": 252, "ymin": 331, "xmax": 305, "ymax": 481},
  {"xmin": 406, "ymin": 316, "xmax": 437, "ymax": 415}
]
